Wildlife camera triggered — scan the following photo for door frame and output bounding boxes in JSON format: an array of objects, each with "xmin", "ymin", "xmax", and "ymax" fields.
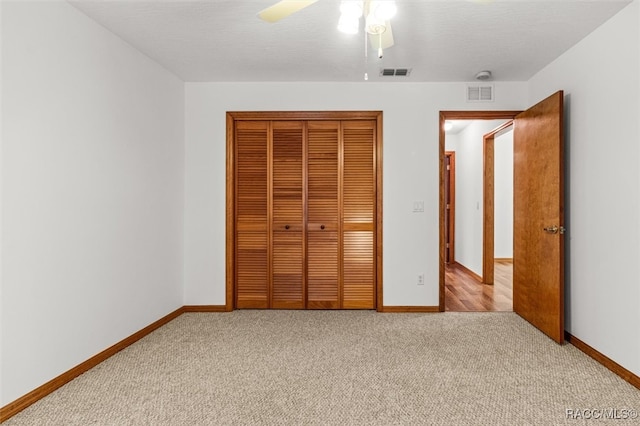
[
  {"xmin": 226, "ymin": 111, "xmax": 383, "ymax": 311},
  {"xmin": 444, "ymin": 151, "xmax": 456, "ymax": 264},
  {"xmin": 438, "ymin": 111, "xmax": 521, "ymax": 311},
  {"xmin": 482, "ymin": 120, "xmax": 514, "ymax": 284}
]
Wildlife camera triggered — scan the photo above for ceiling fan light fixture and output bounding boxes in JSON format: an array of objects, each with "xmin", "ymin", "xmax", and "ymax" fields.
[
  {"xmin": 365, "ymin": 13, "xmax": 386, "ymax": 35},
  {"xmin": 371, "ymin": 0, "xmax": 397, "ymax": 21},
  {"xmin": 338, "ymin": 14, "xmax": 360, "ymax": 34},
  {"xmin": 340, "ymin": 0, "xmax": 364, "ymax": 18}
]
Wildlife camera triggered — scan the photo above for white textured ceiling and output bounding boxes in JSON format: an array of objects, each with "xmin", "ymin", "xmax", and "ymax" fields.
[{"xmin": 69, "ymin": 0, "xmax": 631, "ymax": 82}]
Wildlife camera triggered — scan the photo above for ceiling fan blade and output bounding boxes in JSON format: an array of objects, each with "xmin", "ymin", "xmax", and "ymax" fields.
[
  {"xmin": 258, "ymin": 0, "xmax": 320, "ymax": 23},
  {"xmin": 369, "ymin": 21, "xmax": 394, "ymax": 50}
]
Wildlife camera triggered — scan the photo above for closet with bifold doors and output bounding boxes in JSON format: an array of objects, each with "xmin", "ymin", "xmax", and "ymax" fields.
[{"xmin": 229, "ymin": 111, "xmax": 382, "ymax": 310}]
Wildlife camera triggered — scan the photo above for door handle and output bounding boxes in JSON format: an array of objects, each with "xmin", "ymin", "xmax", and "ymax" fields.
[{"xmin": 543, "ymin": 225, "xmax": 566, "ymax": 234}]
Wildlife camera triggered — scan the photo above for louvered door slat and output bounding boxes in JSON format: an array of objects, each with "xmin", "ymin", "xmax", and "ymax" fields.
[
  {"xmin": 272, "ymin": 122, "xmax": 304, "ymax": 309},
  {"xmin": 342, "ymin": 121, "xmax": 376, "ymax": 308},
  {"xmin": 307, "ymin": 121, "xmax": 340, "ymax": 309},
  {"xmin": 307, "ymin": 230, "xmax": 339, "ymax": 308},
  {"xmin": 272, "ymin": 231, "xmax": 304, "ymax": 308},
  {"xmin": 343, "ymin": 231, "xmax": 374, "ymax": 308},
  {"xmin": 236, "ymin": 231, "xmax": 269, "ymax": 308},
  {"xmin": 235, "ymin": 121, "xmax": 269, "ymax": 308}
]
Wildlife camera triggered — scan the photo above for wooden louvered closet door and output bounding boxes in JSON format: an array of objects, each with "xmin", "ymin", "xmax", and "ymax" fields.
[
  {"xmin": 307, "ymin": 121, "xmax": 341, "ymax": 309},
  {"xmin": 342, "ymin": 121, "xmax": 376, "ymax": 309},
  {"xmin": 234, "ymin": 116, "xmax": 377, "ymax": 310},
  {"xmin": 306, "ymin": 120, "xmax": 376, "ymax": 309},
  {"xmin": 271, "ymin": 122, "xmax": 305, "ymax": 308},
  {"xmin": 235, "ymin": 121, "xmax": 269, "ymax": 308}
]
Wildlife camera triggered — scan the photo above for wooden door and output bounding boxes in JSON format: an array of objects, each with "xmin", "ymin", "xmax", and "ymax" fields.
[
  {"xmin": 235, "ymin": 121, "xmax": 269, "ymax": 308},
  {"xmin": 229, "ymin": 112, "xmax": 381, "ymax": 311},
  {"xmin": 306, "ymin": 121, "xmax": 340, "ymax": 309},
  {"xmin": 342, "ymin": 121, "xmax": 376, "ymax": 308},
  {"xmin": 444, "ymin": 152, "xmax": 455, "ymax": 264},
  {"xmin": 513, "ymin": 91, "xmax": 565, "ymax": 343},
  {"xmin": 271, "ymin": 122, "xmax": 305, "ymax": 308}
]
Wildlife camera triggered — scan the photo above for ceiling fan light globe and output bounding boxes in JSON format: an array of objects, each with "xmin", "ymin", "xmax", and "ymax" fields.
[
  {"xmin": 338, "ymin": 15, "xmax": 360, "ymax": 34},
  {"xmin": 340, "ymin": 0, "xmax": 364, "ymax": 18},
  {"xmin": 372, "ymin": 0, "xmax": 397, "ymax": 20},
  {"xmin": 365, "ymin": 13, "xmax": 386, "ymax": 35}
]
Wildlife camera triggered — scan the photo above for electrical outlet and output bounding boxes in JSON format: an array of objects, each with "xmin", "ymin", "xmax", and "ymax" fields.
[{"xmin": 417, "ymin": 274, "xmax": 424, "ymax": 285}]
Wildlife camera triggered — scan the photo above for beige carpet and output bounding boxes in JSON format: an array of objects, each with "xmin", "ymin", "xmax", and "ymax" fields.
[{"xmin": 4, "ymin": 311, "xmax": 640, "ymax": 425}]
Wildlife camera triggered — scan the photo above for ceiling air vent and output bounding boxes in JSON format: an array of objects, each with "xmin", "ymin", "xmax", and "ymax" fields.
[
  {"xmin": 466, "ymin": 84, "xmax": 494, "ymax": 102},
  {"xmin": 380, "ymin": 68, "xmax": 412, "ymax": 77}
]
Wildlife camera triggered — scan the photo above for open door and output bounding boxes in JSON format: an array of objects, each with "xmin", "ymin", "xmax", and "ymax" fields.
[{"xmin": 513, "ymin": 91, "xmax": 565, "ymax": 343}]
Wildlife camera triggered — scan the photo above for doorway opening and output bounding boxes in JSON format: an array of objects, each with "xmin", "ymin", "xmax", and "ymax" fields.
[
  {"xmin": 439, "ymin": 111, "xmax": 520, "ymax": 312},
  {"xmin": 439, "ymin": 92, "xmax": 566, "ymax": 343}
]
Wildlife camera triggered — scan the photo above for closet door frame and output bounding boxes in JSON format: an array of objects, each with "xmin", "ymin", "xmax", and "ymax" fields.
[{"xmin": 226, "ymin": 111, "xmax": 383, "ymax": 311}]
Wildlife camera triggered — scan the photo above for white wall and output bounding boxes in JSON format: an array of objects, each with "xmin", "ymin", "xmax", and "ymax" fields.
[
  {"xmin": 444, "ymin": 133, "xmax": 458, "ymax": 152},
  {"xmin": 1, "ymin": 0, "xmax": 185, "ymax": 405},
  {"xmin": 529, "ymin": 0, "xmax": 640, "ymax": 377},
  {"xmin": 184, "ymin": 82, "xmax": 527, "ymax": 307},
  {"xmin": 451, "ymin": 120, "xmax": 505, "ymax": 275},
  {"xmin": 494, "ymin": 129, "xmax": 513, "ymax": 259}
]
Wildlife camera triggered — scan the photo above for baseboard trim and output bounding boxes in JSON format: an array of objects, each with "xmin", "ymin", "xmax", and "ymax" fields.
[
  {"xmin": 379, "ymin": 306, "xmax": 440, "ymax": 313},
  {"xmin": 183, "ymin": 305, "xmax": 229, "ymax": 312},
  {"xmin": 0, "ymin": 307, "xmax": 185, "ymax": 422},
  {"xmin": 453, "ymin": 262, "xmax": 482, "ymax": 282},
  {"xmin": 494, "ymin": 258, "xmax": 513, "ymax": 263},
  {"xmin": 565, "ymin": 332, "xmax": 640, "ymax": 390}
]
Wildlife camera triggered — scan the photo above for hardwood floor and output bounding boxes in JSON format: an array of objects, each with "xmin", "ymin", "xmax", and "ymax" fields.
[{"xmin": 445, "ymin": 260, "xmax": 513, "ymax": 312}]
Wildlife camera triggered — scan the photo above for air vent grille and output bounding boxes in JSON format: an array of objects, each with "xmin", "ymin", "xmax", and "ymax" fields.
[
  {"xmin": 380, "ymin": 68, "xmax": 412, "ymax": 77},
  {"xmin": 467, "ymin": 84, "xmax": 494, "ymax": 102}
]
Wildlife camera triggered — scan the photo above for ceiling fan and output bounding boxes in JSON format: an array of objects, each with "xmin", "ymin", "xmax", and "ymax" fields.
[{"xmin": 258, "ymin": 0, "xmax": 396, "ymax": 54}]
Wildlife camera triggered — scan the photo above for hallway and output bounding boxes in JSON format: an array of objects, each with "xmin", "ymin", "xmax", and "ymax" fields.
[{"xmin": 445, "ymin": 261, "xmax": 512, "ymax": 311}]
